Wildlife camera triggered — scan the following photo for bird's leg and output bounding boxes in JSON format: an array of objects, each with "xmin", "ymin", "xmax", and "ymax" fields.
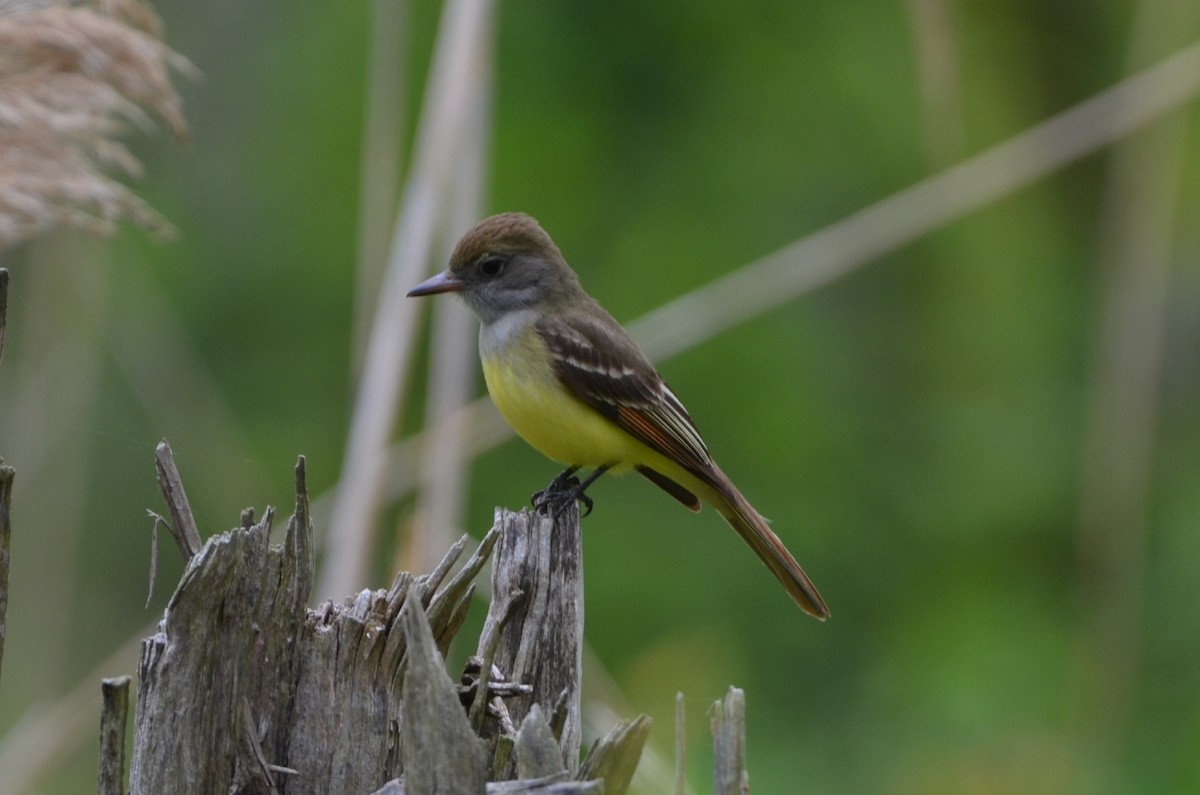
[
  {"xmin": 570, "ymin": 465, "xmax": 612, "ymax": 517},
  {"xmin": 533, "ymin": 464, "xmax": 612, "ymax": 518}
]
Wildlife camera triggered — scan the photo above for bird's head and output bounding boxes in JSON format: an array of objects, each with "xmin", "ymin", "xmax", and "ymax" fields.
[{"xmin": 407, "ymin": 212, "xmax": 582, "ymax": 324}]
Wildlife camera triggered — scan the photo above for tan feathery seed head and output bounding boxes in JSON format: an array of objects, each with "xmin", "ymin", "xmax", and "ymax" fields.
[{"xmin": 0, "ymin": 0, "xmax": 192, "ymax": 248}]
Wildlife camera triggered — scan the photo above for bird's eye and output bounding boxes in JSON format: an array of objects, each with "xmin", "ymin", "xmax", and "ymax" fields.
[{"xmin": 479, "ymin": 256, "xmax": 506, "ymax": 277}]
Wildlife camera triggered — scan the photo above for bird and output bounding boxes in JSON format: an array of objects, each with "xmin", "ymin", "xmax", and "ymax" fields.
[{"xmin": 408, "ymin": 212, "xmax": 829, "ymax": 620}]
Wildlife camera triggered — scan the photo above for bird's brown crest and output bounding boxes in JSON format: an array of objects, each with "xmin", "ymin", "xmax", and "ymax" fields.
[{"xmin": 449, "ymin": 212, "xmax": 563, "ymax": 272}]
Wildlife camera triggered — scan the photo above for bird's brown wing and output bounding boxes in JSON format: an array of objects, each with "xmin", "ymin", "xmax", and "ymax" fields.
[
  {"xmin": 536, "ymin": 312, "xmax": 711, "ymax": 510},
  {"xmin": 538, "ymin": 311, "xmax": 829, "ymax": 619}
]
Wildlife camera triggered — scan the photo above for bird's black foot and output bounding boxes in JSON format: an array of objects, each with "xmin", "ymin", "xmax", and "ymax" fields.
[
  {"xmin": 536, "ymin": 483, "xmax": 594, "ymax": 518},
  {"xmin": 531, "ymin": 467, "xmax": 578, "ymax": 509},
  {"xmin": 531, "ymin": 464, "xmax": 610, "ymax": 519},
  {"xmin": 532, "ymin": 468, "xmax": 591, "ymax": 518}
]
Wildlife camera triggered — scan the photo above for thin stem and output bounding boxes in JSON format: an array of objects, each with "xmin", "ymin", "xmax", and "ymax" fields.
[
  {"xmin": 321, "ymin": 0, "xmax": 499, "ymax": 598},
  {"xmin": 1071, "ymin": 0, "xmax": 1194, "ymax": 756},
  {"xmin": 409, "ymin": 28, "xmax": 493, "ymax": 573},
  {"xmin": 350, "ymin": 0, "xmax": 407, "ymax": 375}
]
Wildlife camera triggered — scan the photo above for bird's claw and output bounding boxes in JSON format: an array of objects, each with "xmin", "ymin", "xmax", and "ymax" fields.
[
  {"xmin": 531, "ymin": 473, "xmax": 578, "ymax": 508},
  {"xmin": 531, "ymin": 473, "xmax": 593, "ymax": 518}
]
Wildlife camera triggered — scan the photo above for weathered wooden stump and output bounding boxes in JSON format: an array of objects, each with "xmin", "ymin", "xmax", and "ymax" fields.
[{"xmin": 117, "ymin": 443, "xmax": 650, "ymax": 794}]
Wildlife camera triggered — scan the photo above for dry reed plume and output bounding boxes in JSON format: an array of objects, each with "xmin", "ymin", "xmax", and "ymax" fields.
[{"xmin": 0, "ymin": 0, "xmax": 191, "ymax": 248}]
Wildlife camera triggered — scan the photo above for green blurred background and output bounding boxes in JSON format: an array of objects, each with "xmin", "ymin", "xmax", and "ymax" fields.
[{"xmin": 2, "ymin": 1, "xmax": 1199, "ymax": 792}]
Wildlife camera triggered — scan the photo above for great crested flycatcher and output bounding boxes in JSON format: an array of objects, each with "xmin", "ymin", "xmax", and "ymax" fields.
[{"xmin": 408, "ymin": 212, "xmax": 829, "ymax": 620}]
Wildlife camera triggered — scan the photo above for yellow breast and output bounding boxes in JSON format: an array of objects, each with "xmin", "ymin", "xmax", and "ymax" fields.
[{"xmin": 481, "ymin": 326, "xmax": 642, "ymax": 470}]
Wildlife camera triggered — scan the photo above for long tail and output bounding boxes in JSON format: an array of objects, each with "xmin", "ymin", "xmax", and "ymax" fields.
[{"xmin": 705, "ymin": 468, "xmax": 830, "ymax": 620}]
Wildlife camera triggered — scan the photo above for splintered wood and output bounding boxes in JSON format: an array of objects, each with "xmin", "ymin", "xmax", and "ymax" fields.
[{"xmin": 119, "ymin": 449, "xmax": 650, "ymax": 794}]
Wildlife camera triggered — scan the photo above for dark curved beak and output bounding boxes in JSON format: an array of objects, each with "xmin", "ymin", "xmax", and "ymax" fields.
[{"xmin": 407, "ymin": 271, "xmax": 467, "ymax": 297}]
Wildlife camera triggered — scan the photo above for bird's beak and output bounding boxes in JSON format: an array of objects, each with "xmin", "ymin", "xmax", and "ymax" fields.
[{"xmin": 407, "ymin": 271, "xmax": 467, "ymax": 297}]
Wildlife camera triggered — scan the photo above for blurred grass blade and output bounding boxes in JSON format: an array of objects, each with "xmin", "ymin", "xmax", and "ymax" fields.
[
  {"xmin": 1071, "ymin": 0, "xmax": 1195, "ymax": 757},
  {"xmin": 321, "ymin": 0, "xmax": 498, "ymax": 598},
  {"xmin": 904, "ymin": 0, "xmax": 965, "ymax": 168},
  {"xmin": 408, "ymin": 76, "xmax": 491, "ymax": 573},
  {"xmin": 350, "ymin": 0, "xmax": 408, "ymax": 375}
]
